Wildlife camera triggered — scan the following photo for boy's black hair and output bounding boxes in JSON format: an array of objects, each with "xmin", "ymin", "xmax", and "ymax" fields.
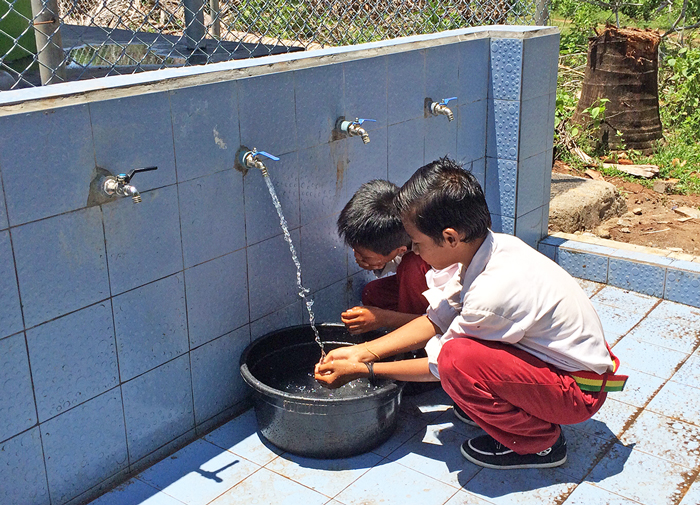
[
  {"xmin": 395, "ymin": 157, "xmax": 491, "ymax": 244},
  {"xmin": 337, "ymin": 180, "xmax": 412, "ymax": 256}
]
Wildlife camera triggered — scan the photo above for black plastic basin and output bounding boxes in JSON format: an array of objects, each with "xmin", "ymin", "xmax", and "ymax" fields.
[{"xmin": 239, "ymin": 324, "xmax": 403, "ymax": 458}]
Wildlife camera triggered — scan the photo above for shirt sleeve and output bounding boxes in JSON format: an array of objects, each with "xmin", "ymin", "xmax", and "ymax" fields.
[{"xmin": 422, "ymin": 263, "xmax": 463, "ymax": 333}]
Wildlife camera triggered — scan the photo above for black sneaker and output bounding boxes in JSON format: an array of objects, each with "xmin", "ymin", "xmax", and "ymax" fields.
[
  {"xmin": 453, "ymin": 404, "xmax": 479, "ymax": 427},
  {"xmin": 461, "ymin": 431, "xmax": 567, "ymax": 469}
]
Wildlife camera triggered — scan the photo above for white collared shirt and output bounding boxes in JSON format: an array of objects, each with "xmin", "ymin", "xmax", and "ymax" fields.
[{"xmin": 424, "ymin": 231, "xmax": 614, "ymax": 379}]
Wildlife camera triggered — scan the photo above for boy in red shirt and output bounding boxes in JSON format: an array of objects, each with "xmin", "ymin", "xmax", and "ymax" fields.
[{"xmin": 338, "ymin": 180, "xmax": 431, "ymax": 334}]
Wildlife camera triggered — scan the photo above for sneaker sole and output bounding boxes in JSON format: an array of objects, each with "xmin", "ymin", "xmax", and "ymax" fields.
[{"xmin": 460, "ymin": 444, "xmax": 567, "ymax": 469}]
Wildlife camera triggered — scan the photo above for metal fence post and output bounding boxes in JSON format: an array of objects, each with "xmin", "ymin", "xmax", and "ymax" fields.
[
  {"xmin": 184, "ymin": 0, "xmax": 207, "ymax": 50},
  {"xmin": 535, "ymin": 0, "xmax": 549, "ymax": 25},
  {"xmin": 209, "ymin": 0, "xmax": 220, "ymax": 39},
  {"xmin": 29, "ymin": 0, "xmax": 66, "ymax": 84}
]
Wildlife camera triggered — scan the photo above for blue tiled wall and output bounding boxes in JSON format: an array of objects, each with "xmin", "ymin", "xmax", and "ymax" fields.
[
  {"xmin": 0, "ymin": 27, "xmax": 559, "ymax": 505},
  {"xmin": 539, "ymin": 235, "xmax": 700, "ymax": 308}
]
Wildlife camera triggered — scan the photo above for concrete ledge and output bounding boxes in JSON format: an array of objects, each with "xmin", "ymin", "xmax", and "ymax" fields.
[{"xmin": 539, "ymin": 232, "xmax": 700, "ymax": 308}]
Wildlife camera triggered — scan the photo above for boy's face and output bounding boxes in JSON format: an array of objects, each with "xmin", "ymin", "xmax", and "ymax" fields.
[
  {"xmin": 403, "ymin": 219, "xmax": 460, "ymax": 270},
  {"xmin": 353, "ymin": 245, "xmax": 404, "ymax": 271}
]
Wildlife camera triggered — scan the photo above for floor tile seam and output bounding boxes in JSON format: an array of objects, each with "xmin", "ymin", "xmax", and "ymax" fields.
[
  {"xmin": 321, "ymin": 453, "xmax": 392, "ymax": 503},
  {"xmin": 624, "ymin": 406, "xmax": 700, "ymax": 436},
  {"xmin": 282, "ymin": 455, "xmax": 388, "ymax": 504},
  {"xmin": 641, "ymin": 403, "xmax": 700, "ymax": 429},
  {"xmin": 608, "ymin": 297, "xmax": 664, "ymax": 349},
  {"xmin": 621, "ymin": 332, "xmax": 697, "ymax": 358},
  {"xmin": 440, "ymin": 487, "xmax": 468, "ymax": 505},
  {"xmin": 199, "ymin": 438, "xmax": 268, "ymax": 470},
  {"xmin": 390, "ymin": 458, "xmax": 466, "ymax": 491},
  {"xmin": 678, "ymin": 471, "xmax": 700, "ymax": 505},
  {"xmin": 559, "ymin": 429, "xmax": 618, "ymax": 487},
  {"xmin": 203, "ymin": 465, "xmax": 268, "ymax": 505},
  {"xmin": 134, "ymin": 476, "xmax": 188, "ymax": 504},
  {"xmin": 609, "ymin": 438, "xmax": 700, "ymax": 472},
  {"xmin": 571, "ymin": 481, "xmax": 648, "ymax": 505}
]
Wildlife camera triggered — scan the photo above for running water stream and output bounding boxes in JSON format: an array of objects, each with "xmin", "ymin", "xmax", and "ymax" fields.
[{"xmin": 261, "ymin": 173, "xmax": 326, "ymax": 359}]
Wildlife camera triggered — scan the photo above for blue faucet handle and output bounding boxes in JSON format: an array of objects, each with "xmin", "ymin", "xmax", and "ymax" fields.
[
  {"xmin": 356, "ymin": 118, "xmax": 377, "ymax": 125},
  {"xmin": 255, "ymin": 150, "xmax": 280, "ymax": 161},
  {"xmin": 440, "ymin": 97, "xmax": 457, "ymax": 105}
]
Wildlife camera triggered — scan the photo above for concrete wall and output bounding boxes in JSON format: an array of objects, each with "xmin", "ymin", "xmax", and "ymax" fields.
[{"xmin": 0, "ymin": 25, "xmax": 559, "ymax": 505}]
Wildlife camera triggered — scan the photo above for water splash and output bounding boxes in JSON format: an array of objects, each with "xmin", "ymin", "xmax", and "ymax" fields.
[{"xmin": 261, "ymin": 174, "xmax": 325, "ymax": 358}]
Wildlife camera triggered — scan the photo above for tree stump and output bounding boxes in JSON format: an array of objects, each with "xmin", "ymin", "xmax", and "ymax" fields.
[{"xmin": 572, "ymin": 26, "xmax": 663, "ymax": 154}]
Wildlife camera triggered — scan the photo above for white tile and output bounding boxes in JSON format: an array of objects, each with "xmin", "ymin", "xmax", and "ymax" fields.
[
  {"xmin": 612, "ymin": 370, "xmax": 665, "ymax": 409},
  {"xmin": 647, "ymin": 380, "xmax": 700, "ymax": 426},
  {"xmin": 463, "ymin": 468, "xmax": 577, "ymax": 505},
  {"xmin": 138, "ymin": 439, "xmax": 260, "ymax": 505},
  {"xmin": 264, "ymin": 450, "xmax": 382, "ymax": 497},
  {"xmin": 90, "ymin": 479, "xmax": 185, "ymax": 505},
  {"xmin": 335, "ymin": 463, "xmax": 457, "ymax": 505},
  {"xmin": 591, "ymin": 286, "xmax": 658, "ymax": 313},
  {"xmin": 620, "ymin": 410, "xmax": 700, "ymax": 469},
  {"xmin": 612, "ymin": 337, "xmax": 688, "ymax": 380},
  {"xmin": 209, "ymin": 468, "xmax": 328, "ymax": 505},
  {"xmin": 562, "ymin": 482, "xmax": 641, "ymax": 504},
  {"xmin": 387, "ymin": 421, "xmax": 480, "ymax": 489},
  {"xmin": 574, "ymin": 278, "xmax": 604, "ymax": 298},
  {"xmin": 575, "ymin": 399, "xmax": 640, "ymax": 440},
  {"xmin": 204, "ymin": 409, "xmax": 282, "ymax": 466},
  {"xmin": 370, "ymin": 411, "xmax": 431, "ymax": 457}
]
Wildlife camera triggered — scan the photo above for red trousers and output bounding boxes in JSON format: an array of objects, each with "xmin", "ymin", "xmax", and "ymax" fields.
[
  {"xmin": 362, "ymin": 251, "xmax": 430, "ymax": 315},
  {"xmin": 438, "ymin": 338, "xmax": 607, "ymax": 454}
]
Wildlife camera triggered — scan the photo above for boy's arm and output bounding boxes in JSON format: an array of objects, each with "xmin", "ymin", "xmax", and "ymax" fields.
[
  {"xmin": 315, "ymin": 357, "xmax": 438, "ymax": 388},
  {"xmin": 341, "ymin": 306, "xmax": 421, "ymax": 334},
  {"xmin": 324, "ymin": 315, "xmax": 441, "ymax": 363}
]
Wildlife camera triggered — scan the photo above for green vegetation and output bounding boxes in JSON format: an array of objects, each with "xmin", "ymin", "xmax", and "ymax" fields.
[{"xmin": 551, "ymin": 0, "xmax": 700, "ymax": 195}]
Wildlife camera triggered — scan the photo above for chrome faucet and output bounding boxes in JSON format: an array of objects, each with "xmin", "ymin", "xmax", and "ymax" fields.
[
  {"xmin": 239, "ymin": 148, "xmax": 279, "ymax": 177},
  {"xmin": 430, "ymin": 97, "xmax": 457, "ymax": 122},
  {"xmin": 338, "ymin": 118, "xmax": 376, "ymax": 144},
  {"xmin": 102, "ymin": 166, "xmax": 158, "ymax": 203}
]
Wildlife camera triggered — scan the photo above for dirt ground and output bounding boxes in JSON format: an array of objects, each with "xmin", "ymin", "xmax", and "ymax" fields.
[{"xmin": 551, "ymin": 161, "xmax": 700, "ymax": 257}]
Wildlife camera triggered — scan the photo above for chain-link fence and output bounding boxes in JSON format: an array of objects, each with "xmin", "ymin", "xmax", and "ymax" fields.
[{"xmin": 1, "ymin": 0, "xmax": 549, "ymax": 90}]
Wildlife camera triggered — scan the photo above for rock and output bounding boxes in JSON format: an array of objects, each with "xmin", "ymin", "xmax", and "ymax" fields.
[
  {"xmin": 549, "ymin": 173, "xmax": 627, "ymax": 233},
  {"xmin": 633, "ymin": 208, "xmax": 643, "ymax": 215},
  {"xmin": 653, "ymin": 180, "xmax": 675, "ymax": 194},
  {"xmin": 595, "ymin": 226, "xmax": 612, "ymax": 239},
  {"xmin": 673, "ymin": 206, "xmax": 700, "ymax": 219},
  {"xmin": 620, "ymin": 227, "xmax": 631, "ymax": 233}
]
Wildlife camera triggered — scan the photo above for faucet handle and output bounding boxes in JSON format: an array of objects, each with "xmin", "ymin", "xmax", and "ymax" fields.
[
  {"xmin": 355, "ymin": 118, "xmax": 377, "ymax": 125},
  {"xmin": 118, "ymin": 166, "xmax": 158, "ymax": 183},
  {"xmin": 439, "ymin": 97, "xmax": 457, "ymax": 106},
  {"xmin": 253, "ymin": 150, "xmax": 280, "ymax": 161}
]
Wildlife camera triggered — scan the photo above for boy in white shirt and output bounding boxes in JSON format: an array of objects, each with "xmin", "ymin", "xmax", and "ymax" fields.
[{"xmin": 315, "ymin": 157, "xmax": 627, "ymax": 469}]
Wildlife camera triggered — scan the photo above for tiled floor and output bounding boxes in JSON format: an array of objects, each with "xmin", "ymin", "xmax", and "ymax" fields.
[{"xmin": 90, "ymin": 280, "xmax": 700, "ymax": 505}]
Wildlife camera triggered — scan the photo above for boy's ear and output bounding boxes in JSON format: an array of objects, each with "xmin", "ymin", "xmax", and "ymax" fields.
[
  {"xmin": 394, "ymin": 245, "xmax": 408, "ymax": 256},
  {"xmin": 442, "ymin": 228, "xmax": 463, "ymax": 247}
]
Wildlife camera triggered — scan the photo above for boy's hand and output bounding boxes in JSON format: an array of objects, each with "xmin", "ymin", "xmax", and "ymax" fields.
[
  {"xmin": 314, "ymin": 357, "xmax": 366, "ymax": 389},
  {"xmin": 341, "ymin": 306, "xmax": 388, "ymax": 334}
]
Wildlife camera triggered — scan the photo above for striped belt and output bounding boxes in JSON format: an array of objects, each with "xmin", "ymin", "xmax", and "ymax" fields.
[{"xmin": 570, "ymin": 345, "xmax": 628, "ymax": 393}]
